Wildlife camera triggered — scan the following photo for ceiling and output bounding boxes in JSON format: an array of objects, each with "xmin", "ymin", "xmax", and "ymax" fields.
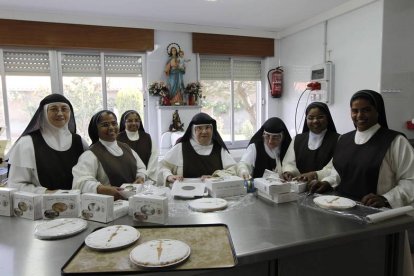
[{"xmin": 0, "ymin": 0, "xmax": 376, "ymax": 38}]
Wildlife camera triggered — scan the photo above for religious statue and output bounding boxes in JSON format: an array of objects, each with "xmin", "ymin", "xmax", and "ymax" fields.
[
  {"xmin": 165, "ymin": 43, "xmax": 186, "ymax": 105},
  {"xmin": 169, "ymin": 110, "xmax": 184, "ymax": 132}
]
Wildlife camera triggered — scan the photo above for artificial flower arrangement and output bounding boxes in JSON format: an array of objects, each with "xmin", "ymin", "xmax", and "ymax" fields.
[
  {"xmin": 184, "ymin": 82, "xmax": 202, "ymax": 98},
  {"xmin": 148, "ymin": 81, "xmax": 169, "ymax": 98}
]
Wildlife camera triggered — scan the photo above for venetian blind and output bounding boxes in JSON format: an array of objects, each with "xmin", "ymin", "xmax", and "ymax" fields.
[
  {"xmin": 3, "ymin": 51, "xmax": 50, "ymax": 75},
  {"xmin": 61, "ymin": 54, "xmax": 143, "ymax": 76},
  {"xmin": 61, "ymin": 54, "xmax": 101, "ymax": 76},
  {"xmin": 200, "ymin": 58, "xmax": 261, "ymax": 81},
  {"xmin": 200, "ymin": 59, "xmax": 231, "ymax": 80},
  {"xmin": 233, "ymin": 60, "xmax": 261, "ymax": 81},
  {"xmin": 104, "ymin": 55, "xmax": 142, "ymax": 76}
]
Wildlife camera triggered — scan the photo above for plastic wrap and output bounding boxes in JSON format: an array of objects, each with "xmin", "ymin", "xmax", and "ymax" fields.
[
  {"xmin": 298, "ymin": 193, "xmax": 384, "ymax": 224},
  {"xmin": 168, "ymin": 191, "xmax": 256, "ymax": 217}
]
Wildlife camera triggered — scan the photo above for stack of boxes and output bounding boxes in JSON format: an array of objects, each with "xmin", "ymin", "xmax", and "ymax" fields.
[
  {"xmin": 204, "ymin": 176, "xmax": 246, "ymax": 198},
  {"xmin": 255, "ymin": 170, "xmax": 307, "ymax": 204}
]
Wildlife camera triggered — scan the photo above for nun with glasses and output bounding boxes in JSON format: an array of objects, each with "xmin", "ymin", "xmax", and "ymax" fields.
[
  {"xmin": 72, "ymin": 110, "xmax": 147, "ymax": 200},
  {"xmin": 309, "ymin": 90, "xmax": 414, "ymax": 208},
  {"xmin": 7, "ymin": 94, "xmax": 88, "ymax": 193},
  {"xmin": 158, "ymin": 112, "xmax": 236, "ymax": 186},
  {"xmin": 237, "ymin": 117, "xmax": 291, "ymax": 179},
  {"xmin": 282, "ymin": 102, "xmax": 339, "ymax": 182},
  {"xmin": 117, "ymin": 110, "xmax": 158, "ymax": 182}
]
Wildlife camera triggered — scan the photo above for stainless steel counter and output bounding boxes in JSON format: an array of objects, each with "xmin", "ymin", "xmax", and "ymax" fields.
[{"xmin": 0, "ymin": 196, "xmax": 413, "ymax": 276}]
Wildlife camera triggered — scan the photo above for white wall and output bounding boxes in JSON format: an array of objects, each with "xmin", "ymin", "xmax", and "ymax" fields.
[
  {"xmin": 381, "ymin": 0, "xmax": 414, "ymax": 138},
  {"xmin": 276, "ymin": 1, "xmax": 383, "ymax": 136}
]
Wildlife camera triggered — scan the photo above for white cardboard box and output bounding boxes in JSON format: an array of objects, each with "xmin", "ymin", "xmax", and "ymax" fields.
[
  {"xmin": 81, "ymin": 194, "xmax": 129, "ymax": 223},
  {"xmin": 257, "ymin": 190, "xmax": 299, "ymax": 204},
  {"xmin": 13, "ymin": 191, "xmax": 43, "ymax": 220},
  {"xmin": 204, "ymin": 176, "xmax": 245, "ymax": 198},
  {"xmin": 0, "ymin": 187, "xmax": 17, "ymax": 216},
  {"xmin": 254, "ymin": 178, "xmax": 291, "ymax": 195},
  {"xmin": 81, "ymin": 193, "xmax": 114, "ymax": 223},
  {"xmin": 42, "ymin": 190, "xmax": 80, "ymax": 219},
  {"xmin": 290, "ymin": 181, "xmax": 307, "ymax": 193},
  {"xmin": 129, "ymin": 194, "xmax": 168, "ymax": 224},
  {"xmin": 113, "ymin": 200, "xmax": 129, "ymax": 220}
]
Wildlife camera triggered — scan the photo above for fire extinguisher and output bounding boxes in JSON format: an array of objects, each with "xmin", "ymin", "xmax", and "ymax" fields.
[{"xmin": 267, "ymin": 66, "xmax": 283, "ymax": 98}]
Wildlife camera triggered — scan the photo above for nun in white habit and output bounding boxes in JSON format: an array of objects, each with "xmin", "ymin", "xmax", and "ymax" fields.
[
  {"xmin": 72, "ymin": 110, "xmax": 147, "ymax": 200},
  {"xmin": 8, "ymin": 94, "xmax": 88, "ymax": 193},
  {"xmin": 158, "ymin": 112, "xmax": 236, "ymax": 186}
]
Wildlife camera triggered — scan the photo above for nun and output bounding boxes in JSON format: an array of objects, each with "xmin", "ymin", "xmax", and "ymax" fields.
[
  {"xmin": 8, "ymin": 94, "xmax": 88, "ymax": 193},
  {"xmin": 117, "ymin": 110, "xmax": 158, "ymax": 181},
  {"xmin": 237, "ymin": 117, "xmax": 291, "ymax": 179},
  {"xmin": 158, "ymin": 112, "xmax": 236, "ymax": 186},
  {"xmin": 282, "ymin": 102, "xmax": 339, "ymax": 182},
  {"xmin": 309, "ymin": 90, "xmax": 414, "ymax": 208},
  {"xmin": 72, "ymin": 110, "xmax": 147, "ymax": 200}
]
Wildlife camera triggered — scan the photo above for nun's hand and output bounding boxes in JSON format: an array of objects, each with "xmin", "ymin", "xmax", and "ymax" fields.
[
  {"xmin": 201, "ymin": 175, "xmax": 213, "ymax": 181},
  {"xmin": 282, "ymin": 172, "xmax": 294, "ymax": 181},
  {"xmin": 361, "ymin": 193, "xmax": 390, "ymax": 208},
  {"xmin": 133, "ymin": 176, "xmax": 145, "ymax": 184},
  {"xmin": 97, "ymin": 184, "xmax": 125, "ymax": 201},
  {"xmin": 294, "ymin": 172, "xmax": 317, "ymax": 182},
  {"xmin": 307, "ymin": 180, "xmax": 333, "ymax": 194},
  {"xmin": 167, "ymin": 175, "xmax": 183, "ymax": 183}
]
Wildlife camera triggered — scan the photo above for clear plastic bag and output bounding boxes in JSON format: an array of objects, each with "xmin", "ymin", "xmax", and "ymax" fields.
[{"xmin": 298, "ymin": 193, "xmax": 383, "ymax": 224}]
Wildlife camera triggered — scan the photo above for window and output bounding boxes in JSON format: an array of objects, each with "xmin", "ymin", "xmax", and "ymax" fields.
[
  {"xmin": 0, "ymin": 49, "xmax": 145, "ymax": 145},
  {"xmin": 200, "ymin": 57, "xmax": 262, "ymax": 148}
]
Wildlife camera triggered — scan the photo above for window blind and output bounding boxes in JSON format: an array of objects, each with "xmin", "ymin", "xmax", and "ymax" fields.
[
  {"xmin": 200, "ymin": 59, "xmax": 261, "ymax": 81},
  {"xmin": 61, "ymin": 54, "xmax": 101, "ymax": 76},
  {"xmin": 3, "ymin": 51, "xmax": 50, "ymax": 75},
  {"xmin": 104, "ymin": 55, "xmax": 142, "ymax": 76},
  {"xmin": 234, "ymin": 60, "xmax": 261, "ymax": 81},
  {"xmin": 61, "ymin": 54, "xmax": 143, "ymax": 76},
  {"xmin": 200, "ymin": 59, "xmax": 231, "ymax": 80}
]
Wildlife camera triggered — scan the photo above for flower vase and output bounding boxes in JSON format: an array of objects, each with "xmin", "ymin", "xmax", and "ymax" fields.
[
  {"xmin": 188, "ymin": 94, "xmax": 196, "ymax": 106},
  {"xmin": 162, "ymin": 96, "xmax": 171, "ymax": 106}
]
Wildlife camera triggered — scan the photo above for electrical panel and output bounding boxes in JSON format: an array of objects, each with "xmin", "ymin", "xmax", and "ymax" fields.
[{"xmin": 310, "ymin": 62, "xmax": 334, "ymax": 105}]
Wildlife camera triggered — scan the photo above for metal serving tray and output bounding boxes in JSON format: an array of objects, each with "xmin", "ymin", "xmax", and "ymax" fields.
[{"xmin": 61, "ymin": 223, "xmax": 237, "ymax": 275}]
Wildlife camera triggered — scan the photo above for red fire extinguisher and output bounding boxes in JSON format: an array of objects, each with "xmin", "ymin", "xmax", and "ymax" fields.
[{"xmin": 267, "ymin": 66, "xmax": 283, "ymax": 98}]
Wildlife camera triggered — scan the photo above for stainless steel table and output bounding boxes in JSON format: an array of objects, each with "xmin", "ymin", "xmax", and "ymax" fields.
[{"xmin": 0, "ymin": 196, "xmax": 412, "ymax": 276}]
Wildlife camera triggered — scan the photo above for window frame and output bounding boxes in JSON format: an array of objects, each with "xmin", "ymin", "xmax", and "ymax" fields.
[
  {"xmin": 197, "ymin": 54, "xmax": 265, "ymax": 149},
  {"xmin": 0, "ymin": 48, "xmax": 147, "ymax": 142}
]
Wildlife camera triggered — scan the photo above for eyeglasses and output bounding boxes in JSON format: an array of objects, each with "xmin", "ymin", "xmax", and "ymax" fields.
[
  {"xmin": 126, "ymin": 119, "xmax": 141, "ymax": 124},
  {"xmin": 98, "ymin": 121, "xmax": 118, "ymax": 128},
  {"xmin": 48, "ymin": 106, "xmax": 70, "ymax": 114},
  {"xmin": 194, "ymin": 125, "xmax": 212, "ymax": 132},
  {"xmin": 306, "ymin": 115, "xmax": 326, "ymax": 121},
  {"xmin": 263, "ymin": 133, "xmax": 282, "ymax": 141}
]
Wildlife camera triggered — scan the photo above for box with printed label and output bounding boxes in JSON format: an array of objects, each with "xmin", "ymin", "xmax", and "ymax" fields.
[
  {"xmin": 42, "ymin": 190, "xmax": 80, "ymax": 219},
  {"xmin": 0, "ymin": 187, "xmax": 17, "ymax": 216},
  {"xmin": 204, "ymin": 176, "xmax": 245, "ymax": 198},
  {"xmin": 81, "ymin": 193, "xmax": 114, "ymax": 223},
  {"xmin": 13, "ymin": 191, "xmax": 43, "ymax": 220},
  {"xmin": 254, "ymin": 178, "xmax": 291, "ymax": 195},
  {"xmin": 129, "ymin": 194, "xmax": 168, "ymax": 224}
]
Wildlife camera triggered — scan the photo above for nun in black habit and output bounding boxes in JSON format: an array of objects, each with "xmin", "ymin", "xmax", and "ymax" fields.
[
  {"xmin": 158, "ymin": 112, "xmax": 236, "ymax": 186},
  {"xmin": 72, "ymin": 110, "xmax": 147, "ymax": 200},
  {"xmin": 8, "ymin": 94, "xmax": 88, "ymax": 193},
  {"xmin": 282, "ymin": 102, "xmax": 339, "ymax": 182},
  {"xmin": 237, "ymin": 117, "xmax": 291, "ymax": 179}
]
